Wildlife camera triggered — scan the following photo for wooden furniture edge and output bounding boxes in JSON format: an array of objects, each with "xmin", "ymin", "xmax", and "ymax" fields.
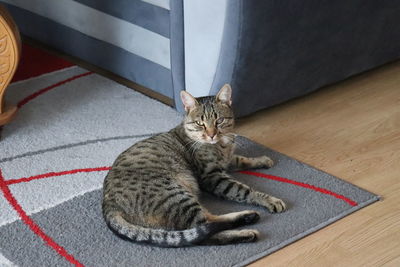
[{"xmin": 0, "ymin": 4, "xmax": 20, "ymax": 127}]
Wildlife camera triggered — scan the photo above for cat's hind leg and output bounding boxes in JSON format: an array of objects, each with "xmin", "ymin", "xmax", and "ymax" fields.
[
  {"xmin": 198, "ymin": 210, "xmax": 261, "ymax": 245},
  {"xmin": 205, "ymin": 210, "xmax": 260, "ymax": 228},
  {"xmin": 201, "ymin": 229, "xmax": 260, "ymax": 245}
]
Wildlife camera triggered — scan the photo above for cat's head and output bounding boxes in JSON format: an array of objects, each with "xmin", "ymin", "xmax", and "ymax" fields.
[{"xmin": 180, "ymin": 84, "xmax": 234, "ymax": 144}]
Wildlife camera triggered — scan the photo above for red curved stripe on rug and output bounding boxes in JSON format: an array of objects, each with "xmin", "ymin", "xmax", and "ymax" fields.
[
  {"xmin": 0, "ymin": 170, "xmax": 85, "ymax": 267},
  {"xmin": 5, "ymin": 166, "xmax": 357, "ymax": 206},
  {"xmin": 17, "ymin": 71, "xmax": 93, "ymax": 108},
  {"xmin": 240, "ymin": 170, "xmax": 358, "ymax": 206},
  {"xmin": 6, "ymin": 167, "xmax": 111, "ymax": 185}
]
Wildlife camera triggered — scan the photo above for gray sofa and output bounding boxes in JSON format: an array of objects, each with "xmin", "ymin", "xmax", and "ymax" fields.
[{"xmin": 2, "ymin": 0, "xmax": 400, "ymax": 116}]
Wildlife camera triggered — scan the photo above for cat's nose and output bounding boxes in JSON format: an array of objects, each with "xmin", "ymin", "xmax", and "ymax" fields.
[
  {"xmin": 208, "ymin": 133, "xmax": 216, "ymax": 139},
  {"xmin": 206, "ymin": 129, "xmax": 216, "ymax": 139}
]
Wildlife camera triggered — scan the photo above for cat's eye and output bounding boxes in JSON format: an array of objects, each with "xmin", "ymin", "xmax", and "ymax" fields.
[
  {"xmin": 195, "ymin": 121, "xmax": 204, "ymax": 126},
  {"xmin": 216, "ymin": 117, "xmax": 225, "ymax": 124}
]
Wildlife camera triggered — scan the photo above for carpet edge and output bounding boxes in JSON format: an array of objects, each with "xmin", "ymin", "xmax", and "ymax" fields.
[{"xmin": 233, "ymin": 196, "xmax": 380, "ymax": 267}]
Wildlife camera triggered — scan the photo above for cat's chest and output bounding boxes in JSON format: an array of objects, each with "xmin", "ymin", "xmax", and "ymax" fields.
[{"xmin": 195, "ymin": 142, "xmax": 234, "ymax": 173}]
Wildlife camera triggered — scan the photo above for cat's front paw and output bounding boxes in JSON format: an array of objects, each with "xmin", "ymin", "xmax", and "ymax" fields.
[
  {"xmin": 251, "ymin": 191, "xmax": 287, "ymax": 213},
  {"xmin": 261, "ymin": 195, "xmax": 287, "ymax": 213},
  {"xmin": 267, "ymin": 196, "xmax": 286, "ymax": 213},
  {"xmin": 258, "ymin": 155, "xmax": 274, "ymax": 168}
]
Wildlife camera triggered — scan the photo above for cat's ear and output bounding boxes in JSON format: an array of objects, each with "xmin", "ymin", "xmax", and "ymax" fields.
[
  {"xmin": 180, "ymin": 90, "xmax": 198, "ymax": 112},
  {"xmin": 216, "ymin": 84, "xmax": 232, "ymax": 106}
]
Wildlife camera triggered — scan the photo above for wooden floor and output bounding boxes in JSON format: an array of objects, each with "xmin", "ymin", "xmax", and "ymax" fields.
[{"xmin": 235, "ymin": 61, "xmax": 400, "ymax": 267}]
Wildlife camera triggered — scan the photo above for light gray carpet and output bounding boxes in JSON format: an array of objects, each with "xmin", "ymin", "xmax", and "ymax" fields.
[{"xmin": 0, "ymin": 66, "xmax": 379, "ymax": 267}]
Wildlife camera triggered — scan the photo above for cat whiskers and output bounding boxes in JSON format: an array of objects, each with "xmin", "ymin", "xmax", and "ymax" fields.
[
  {"xmin": 184, "ymin": 140, "xmax": 202, "ymax": 158},
  {"xmin": 223, "ymin": 134, "xmax": 244, "ymax": 148},
  {"xmin": 189, "ymin": 141, "xmax": 202, "ymax": 158},
  {"xmin": 183, "ymin": 139, "xmax": 197, "ymax": 149}
]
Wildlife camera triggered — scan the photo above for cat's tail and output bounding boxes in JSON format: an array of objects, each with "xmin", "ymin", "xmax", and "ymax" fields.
[{"xmin": 103, "ymin": 207, "xmax": 232, "ymax": 247}]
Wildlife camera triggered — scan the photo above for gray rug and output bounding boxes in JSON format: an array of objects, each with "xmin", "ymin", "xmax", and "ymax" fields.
[{"xmin": 0, "ymin": 66, "xmax": 379, "ymax": 267}]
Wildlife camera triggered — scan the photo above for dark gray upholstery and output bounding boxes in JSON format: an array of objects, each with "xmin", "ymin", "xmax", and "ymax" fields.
[{"xmin": 212, "ymin": 0, "xmax": 400, "ymax": 116}]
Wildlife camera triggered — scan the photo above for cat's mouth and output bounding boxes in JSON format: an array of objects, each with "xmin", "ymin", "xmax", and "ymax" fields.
[
  {"xmin": 202, "ymin": 133, "xmax": 234, "ymax": 145},
  {"xmin": 202, "ymin": 136, "xmax": 220, "ymax": 144}
]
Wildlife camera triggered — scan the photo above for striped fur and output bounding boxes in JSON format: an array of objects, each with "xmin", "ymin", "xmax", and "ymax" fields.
[
  {"xmin": 103, "ymin": 205, "xmax": 235, "ymax": 247},
  {"xmin": 102, "ymin": 85, "xmax": 286, "ymax": 247}
]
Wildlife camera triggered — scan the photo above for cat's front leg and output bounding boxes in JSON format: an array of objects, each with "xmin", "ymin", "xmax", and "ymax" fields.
[
  {"xmin": 200, "ymin": 171, "xmax": 286, "ymax": 213},
  {"xmin": 229, "ymin": 155, "xmax": 274, "ymax": 171}
]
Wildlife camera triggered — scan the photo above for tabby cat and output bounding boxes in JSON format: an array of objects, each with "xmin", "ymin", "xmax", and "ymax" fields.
[{"xmin": 102, "ymin": 84, "xmax": 286, "ymax": 247}]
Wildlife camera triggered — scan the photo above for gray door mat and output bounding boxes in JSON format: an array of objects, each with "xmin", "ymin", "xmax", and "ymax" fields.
[{"xmin": 0, "ymin": 137, "xmax": 379, "ymax": 267}]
